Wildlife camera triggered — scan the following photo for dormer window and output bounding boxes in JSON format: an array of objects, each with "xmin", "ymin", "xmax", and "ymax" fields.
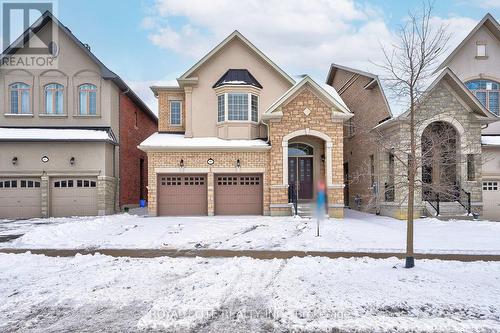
[{"xmin": 213, "ymin": 69, "xmax": 262, "ymax": 123}]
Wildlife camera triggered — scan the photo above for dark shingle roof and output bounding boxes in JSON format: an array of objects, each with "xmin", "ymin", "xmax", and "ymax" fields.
[{"xmin": 212, "ymin": 69, "xmax": 263, "ymax": 88}]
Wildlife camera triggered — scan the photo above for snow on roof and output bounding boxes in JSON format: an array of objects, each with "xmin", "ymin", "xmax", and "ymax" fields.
[
  {"xmin": 318, "ymin": 81, "xmax": 348, "ymax": 110},
  {"xmin": 139, "ymin": 133, "xmax": 270, "ymax": 151},
  {"xmin": 482, "ymin": 135, "xmax": 500, "ymax": 146},
  {"xmin": 0, "ymin": 128, "xmax": 115, "ymax": 142}
]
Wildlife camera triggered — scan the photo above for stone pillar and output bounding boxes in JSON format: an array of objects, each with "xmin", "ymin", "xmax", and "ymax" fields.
[
  {"xmin": 97, "ymin": 176, "xmax": 117, "ymax": 216},
  {"xmin": 184, "ymin": 86, "xmax": 193, "ymax": 138},
  {"xmin": 41, "ymin": 174, "xmax": 49, "ymax": 218},
  {"xmin": 207, "ymin": 172, "xmax": 214, "ymax": 216}
]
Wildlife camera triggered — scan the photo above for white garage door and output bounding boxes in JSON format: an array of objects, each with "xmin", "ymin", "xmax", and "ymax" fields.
[
  {"xmin": 51, "ymin": 178, "xmax": 98, "ymax": 217},
  {"xmin": 0, "ymin": 178, "xmax": 42, "ymax": 219},
  {"xmin": 483, "ymin": 181, "xmax": 500, "ymax": 221}
]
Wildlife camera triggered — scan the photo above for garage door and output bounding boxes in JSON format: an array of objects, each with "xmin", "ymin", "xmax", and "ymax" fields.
[
  {"xmin": 215, "ymin": 174, "xmax": 263, "ymax": 215},
  {"xmin": 51, "ymin": 178, "xmax": 98, "ymax": 217},
  {"xmin": 0, "ymin": 178, "xmax": 42, "ymax": 219},
  {"xmin": 158, "ymin": 174, "xmax": 207, "ymax": 216},
  {"xmin": 483, "ymin": 181, "xmax": 500, "ymax": 221}
]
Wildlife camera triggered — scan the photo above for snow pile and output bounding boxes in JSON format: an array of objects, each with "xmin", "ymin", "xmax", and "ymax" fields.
[
  {"xmin": 5, "ymin": 210, "xmax": 500, "ymax": 254},
  {"xmin": 139, "ymin": 133, "xmax": 270, "ymax": 149},
  {"xmin": 0, "ymin": 253, "xmax": 498, "ymax": 332},
  {"xmin": 0, "ymin": 128, "xmax": 113, "ymax": 141}
]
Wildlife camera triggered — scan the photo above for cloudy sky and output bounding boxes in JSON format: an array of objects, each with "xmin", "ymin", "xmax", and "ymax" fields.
[{"xmin": 34, "ymin": 0, "xmax": 500, "ymax": 112}]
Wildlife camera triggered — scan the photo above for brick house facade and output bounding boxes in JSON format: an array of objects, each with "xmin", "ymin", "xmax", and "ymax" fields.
[{"xmin": 119, "ymin": 93, "xmax": 158, "ymax": 208}]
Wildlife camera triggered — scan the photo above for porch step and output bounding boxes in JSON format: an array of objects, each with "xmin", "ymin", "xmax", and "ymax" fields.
[
  {"xmin": 425, "ymin": 201, "xmax": 471, "ymax": 220},
  {"xmin": 296, "ymin": 203, "xmax": 313, "ymax": 218}
]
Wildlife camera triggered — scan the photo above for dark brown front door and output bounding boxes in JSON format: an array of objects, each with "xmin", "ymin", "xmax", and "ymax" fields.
[{"xmin": 288, "ymin": 157, "xmax": 313, "ymax": 199}]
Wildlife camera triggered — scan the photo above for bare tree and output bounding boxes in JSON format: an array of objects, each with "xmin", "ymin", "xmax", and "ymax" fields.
[{"xmin": 377, "ymin": 2, "xmax": 450, "ymax": 268}]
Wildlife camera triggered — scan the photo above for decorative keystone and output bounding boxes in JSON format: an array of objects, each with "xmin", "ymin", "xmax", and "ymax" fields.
[{"xmin": 303, "ymin": 108, "xmax": 311, "ymax": 116}]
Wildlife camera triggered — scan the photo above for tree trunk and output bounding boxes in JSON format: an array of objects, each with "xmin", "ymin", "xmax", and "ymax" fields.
[{"xmin": 406, "ymin": 92, "xmax": 416, "ymax": 268}]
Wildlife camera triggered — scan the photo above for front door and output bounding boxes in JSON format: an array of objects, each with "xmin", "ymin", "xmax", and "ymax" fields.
[{"xmin": 288, "ymin": 157, "xmax": 313, "ymax": 199}]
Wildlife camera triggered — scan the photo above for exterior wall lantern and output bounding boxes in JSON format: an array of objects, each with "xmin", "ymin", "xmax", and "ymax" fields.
[
  {"xmin": 12, "ymin": 157, "xmax": 18, "ymax": 165},
  {"xmin": 70, "ymin": 157, "xmax": 75, "ymax": 165},
  {"xmin": 236, "ymin": 159, "xmax": 241, "ymax": 168},
  {"xmin": 180, "ymin": 159, "xmax": 184, "ymax": 168},
  {"xmin": 207, "ymin": 158, "xmax": 214, "ymax": 166},
  {"xmin": 41, "ymin": 156, "xmax": 49, "ymax": 163},
  {"xmin": 321, "ymin": 154, "xmax": 325, "ymax": 163}
]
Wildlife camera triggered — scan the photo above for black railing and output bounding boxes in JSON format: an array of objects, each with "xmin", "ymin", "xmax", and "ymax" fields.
[
  {"xmin": 384, "ymin": 182, "xmax": 395, "ymax": 202},
  {"xmin": 457, "ymin": 188, "xmax": 472, "ymax": 215},
  {"xmin": 288, "ymin": 184, "xmax": 298, "ymax": 216},
  {"xmin": 426, "ymin": 192, "xmax": 440, "ymax": 216}
]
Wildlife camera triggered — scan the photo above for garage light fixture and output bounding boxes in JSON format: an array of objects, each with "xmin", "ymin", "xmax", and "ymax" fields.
[
  {"xmin": 207, "ymin": 158, "xmax": 214, "ymax": 165},
  {"xmin": 41, "ymin": 156, "xmax": 49, "ymax": 163},
  {"xmin": 70, "ymin": 157, "xmax": 75, "ymax": 165},
  {"xmin": 179, "ymin": 159, "xmax": 184, "ymax": 168},
  {"xmin": 12, "ymin": 157, "xmax": 17, "ymax": 165},
  {"xmin": 236, "ymin": 159, "xmax": 241, "ymax": 168}
]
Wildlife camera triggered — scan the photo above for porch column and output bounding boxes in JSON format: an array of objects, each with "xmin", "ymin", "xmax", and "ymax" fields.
[
  {"xmin": 41, "ymin": 174, "xmax": 49, "ymax": 218},
  {"xmin": 184, "ymin": 86, "xmax": 193, "ymax": 138},
  {"xmin": 326, "ymin": 141, "xmax": 333, "ymax": 186},
  {"xmin": 282, "ymin": 141, "xmax": 288, "ymax": 185}
]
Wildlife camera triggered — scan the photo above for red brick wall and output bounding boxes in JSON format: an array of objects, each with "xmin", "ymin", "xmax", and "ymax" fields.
[{"xmin": 119, "ymin": 94, "xmax": 158, "ymax": 207}]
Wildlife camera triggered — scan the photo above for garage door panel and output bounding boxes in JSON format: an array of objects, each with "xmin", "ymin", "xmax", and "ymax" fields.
[
  {"xmin": 158, "ymin": 175, "xmax": 207, "ymax": 216},
  {"xmin": 0, "ymin": 178, "xmax": 42, "ymax": 219},
  {"xmin": 51, "ymin": 178, "xmax": 98, "ymax": 217},
  {"xmin": 215, "ymin": 174, "xmax": 263, "ymax": 215},
  {"xmin": 483, "ymin": 180, "xmax": 500, "ymax": 221}
]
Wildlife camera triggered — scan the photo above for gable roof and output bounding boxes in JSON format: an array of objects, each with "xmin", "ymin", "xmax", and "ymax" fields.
[
  {"xmin": 263, "ymin": 75, "xmax": 352, "ymax": 119},
  {"xmin": 326, "ymin": 63, "xmax": 393, "ymax": 117},
  {"xmin": 1, "ymin": 11, "xmax": 157, "ymax": 122},
  {"xmin": 374, "ymin": 67, "xmax": 497, "ymax": 130},
  {"xmin": 436, "ymin": 13, "xmax": 500, "ymax": 72},
  {"xmin": 212, "ymin": 69, "xmax": 262, "ymax": 88},
  {"xmin": 179, "ymin": 30, "xmax": 295, "ymax": 85}
]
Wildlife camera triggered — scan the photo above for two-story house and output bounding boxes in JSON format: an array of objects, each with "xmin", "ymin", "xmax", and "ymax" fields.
[
  {"xmin": 0, "ymin": 12, "xmax": 157, "ymax": 219},
  {"xmin": 140, "ymin": 31, "xmax": 353, "ymax": 217}
]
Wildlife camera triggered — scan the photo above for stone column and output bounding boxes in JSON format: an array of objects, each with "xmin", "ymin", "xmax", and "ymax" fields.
[
  {"xmin": 97, "ymin": 176, "xmax": 117, "ymax": 216},
  {"xmin": 184, "ymin": 86, "xmax": 193, "ymax": 138},
  {"xmin": 41, "ymin": 174, "xmax": 49, "ymax": 218},
  {"xmin": 207, "ymin": 172, "xmax": 214, "ymax": 216}
]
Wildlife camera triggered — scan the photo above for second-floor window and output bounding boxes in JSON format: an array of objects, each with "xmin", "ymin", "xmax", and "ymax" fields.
[
  {"xmin": 465, "ymin": 79, "xmax": 500, "ymax": 115},
  {"xmin": 170, "ymin": 100, "xmax": 181, "ymax": 125},
  {"xmin": 45, "ymin": 83, "xmax": 64, "ymax": 114},
  {"xmin": 78, "ymin": 84, "xmax": 97, "ymax": 115},
  {"xmin": 9, "ymin": 83, "xmax": 31, "ymax": 114},
  {"xmin": 217, "ymin": 92, "xmax": 259, "ymax": 122}
]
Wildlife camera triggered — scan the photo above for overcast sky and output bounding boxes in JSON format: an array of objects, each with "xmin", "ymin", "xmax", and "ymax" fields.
[{"xmin": 14, "ymin": 0, "xmax": 500, "ymax": 113}]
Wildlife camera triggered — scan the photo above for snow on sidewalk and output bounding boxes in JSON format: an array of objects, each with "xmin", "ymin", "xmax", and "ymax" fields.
[
  {"xmin": 0, "ymin": 253, "xmax": 498, "ymax": 332},
  {"xmin": 3, "ymin": 210, "xmax": 500, "ymax": 254}
]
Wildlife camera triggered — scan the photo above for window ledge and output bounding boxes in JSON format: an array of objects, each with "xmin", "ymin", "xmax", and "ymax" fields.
[
  {"xmin": 217, "ymin": 120, "xmax": 259, "ymax": 125},
  {"xmin": 169, "ymin": 123, "xmax": 183, "ymax": 127},
  {"xmin": 475, "ymin": 56, "xmax": 488, "ymax": 60},
  {"xmin": 73, "ymin": 114, "xmax": 100, "ymax": 118},
  {"xmin": 4, "ymin": 113, "xmax": 34, "ymax": 117},
  {"xmin": 39, "ymin": 113, "xmax": 68, "ymax": 118}
]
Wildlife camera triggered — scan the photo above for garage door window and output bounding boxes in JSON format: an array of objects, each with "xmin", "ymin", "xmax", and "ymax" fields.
[
  {"xmin": 20, "ymin": 180, "xmax": 40, "ymax": 188},
  {"xmin": 483, "ymin": 181, "xmax": 498, "ymax": 191},
  {"xmin": 54, "ymin": 179, "xmax": 96, "ymax": 188},
  {"xmin": 1, "ymin": 180, "xmax": 17, "ymax": 188}
]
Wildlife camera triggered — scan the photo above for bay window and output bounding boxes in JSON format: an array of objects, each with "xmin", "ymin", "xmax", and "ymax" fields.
[{"xmin": 217, "ymin": 92, "xmax": 259, "ymax": 122}]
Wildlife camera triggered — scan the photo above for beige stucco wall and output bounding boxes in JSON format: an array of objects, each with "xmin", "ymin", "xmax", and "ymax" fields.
[
  {"xmin": 0, "ymin": 141, "xmax": 114, "ymax": 177},
  {"xmin": 445, "ymin": 25, "xmax": 500, "ymax": 134},
  {"xmin": 483, "ymin": 146, "xmax": 500, "ymax": 178},
  {"xmin": 186, "ymin": 38, "xmax": 293, "ymax": 138},
  {"xmin": 0, "ymin": 22, "xmax": 121, "ymax": 135}
]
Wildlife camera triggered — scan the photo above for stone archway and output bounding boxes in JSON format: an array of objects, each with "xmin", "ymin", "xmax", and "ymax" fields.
[{"xmin": 421, "ymin": 121, "xmax": 460, "ymax": 201}]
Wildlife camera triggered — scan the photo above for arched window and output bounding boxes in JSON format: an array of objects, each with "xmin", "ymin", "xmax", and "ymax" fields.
[
  {"xmin": 288, "ymin": 143, "xmax": 314, "ymax": 156},
  {"xmin": 78, "ymin": 84, "xmax": 97, "ymax": 115},
  {"xmin": 9, "ymin": 83, "xmax": 31, "ymax": 114},
  {"xmin": 465, "ymin": 79, "xmax": 500, "ymax": 115},
  {"xmin": 45, "ymin": 83, "xmax": 64, "ymax": 114}
]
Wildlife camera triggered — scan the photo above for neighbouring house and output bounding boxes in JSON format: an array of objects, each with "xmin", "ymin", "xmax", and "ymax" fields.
[
  {"xmin": 0, "ymin": 12, "xmax": 157, "ymax": 219},
  {"xmin": 326, "ymin": 64, "xmax": 392, "ymax": 212},
  {"xmin": 328, "ymin": 14, "xmax": 500, "ymax": 221},
  {"xmin": 139, "ymin": 31, "xmax": 352, "ymax": 217}
]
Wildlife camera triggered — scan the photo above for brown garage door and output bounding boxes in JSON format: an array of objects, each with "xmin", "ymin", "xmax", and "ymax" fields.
[
  {"xmin": 0, "ymin": 178, "xmax": 42, "ymax": 219},
  {"xmin": 215, "ymin": 174, "xmax": 263, "ymax": 215},
  {"xmin": 51, "ymin": 178, "xmax": 98, "ymax": 217},
  {"xmin": 158, "ymin": 174, "xmax": 207, "ymax": 216}
]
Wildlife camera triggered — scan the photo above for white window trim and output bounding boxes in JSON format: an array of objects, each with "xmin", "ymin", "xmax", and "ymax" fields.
[
  {"xmin": 476, "ymin": 42, "xmax": 487, "ymax": 58},
  {"xmin": 169, "ymin": 100, "xmax": 183, "ymax": 126},
  {"xmin": 217, "ymin": 92, "xmax": 259, "ymax": 124}
]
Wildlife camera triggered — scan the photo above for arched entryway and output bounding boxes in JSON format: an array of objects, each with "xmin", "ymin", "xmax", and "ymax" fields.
[
  {"xmin": 288, "ymin": 142, "xmax": 315, "ymax": 200},
  {"xmin": 421, "ymin": 121, "xmax": 459, "ymax": 201}
]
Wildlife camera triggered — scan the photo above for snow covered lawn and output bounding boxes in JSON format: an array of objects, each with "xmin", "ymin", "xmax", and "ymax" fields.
[
  {"xmin": 0, "ymin": 253, "xmax": 498, "ymax": 332},
  {"xmin": 3, "ymin": 210, "xmax": 500, "ymax": 254}
]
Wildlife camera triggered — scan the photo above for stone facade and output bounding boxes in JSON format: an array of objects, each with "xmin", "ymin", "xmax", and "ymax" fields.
[
  {"xmin": 157, "ymin": 89, "xmax": 186, "ymax": 133},
  {"xmin": 97, "ymin": 176, "xmax": 118, "ymax": 215}
]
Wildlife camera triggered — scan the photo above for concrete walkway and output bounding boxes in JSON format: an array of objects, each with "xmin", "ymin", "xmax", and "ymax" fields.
[{"xmin": 1, "ymin": 248, "xmax": 499, "ymax": 261}]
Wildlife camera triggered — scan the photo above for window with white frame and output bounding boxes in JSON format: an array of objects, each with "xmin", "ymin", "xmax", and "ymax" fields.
[
  {"xmin": 218, "ymin": 95, "xmax": 225, "ymax": 122},
  {"xmin": 217, "ymin": 92, "xmax": 259, "ymax": 122},
  {"xmin": 78, "ymin": 84, "xmax": 97, "ymax": 115},
  {"xmin": 477, "ymin": 43, "xmax": 487, "ymax": 57},
  {"xmin": 9, "ymin": 83, "xmax": 31, "ymax": 114},
  {"xmin": 45, "ymin": 83, "xmax": 64, "ymax": 114},
  {"xmin": 170, "ymin": 100, "xmax": 182, "ymax": 125}
]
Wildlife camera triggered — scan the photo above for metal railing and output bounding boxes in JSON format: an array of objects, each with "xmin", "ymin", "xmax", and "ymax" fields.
[
  {"xmin": 457, "ymin": 188, "xmax": 472, "ymax": 215},
  {"xmin": 426, "ymin": 193, "xmax": 440, "ymax": 216},
  {"xmin": 288, "ymin": 184, "xmax": 298, "ymax": 216}
]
